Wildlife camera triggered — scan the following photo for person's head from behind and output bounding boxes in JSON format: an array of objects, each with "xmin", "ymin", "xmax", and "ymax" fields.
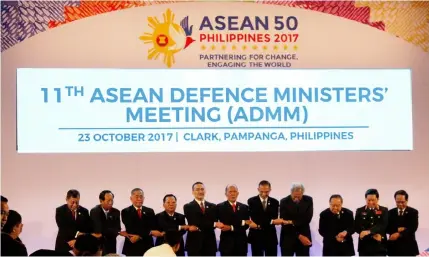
[
  {"xmin": 1, "ymin": 195, "xmax": 9, "ymax": 229},
  {"xmin": 2, "ymin": 210, "xmax": 23, "ymax": 239},
  {"xmin": 164, "ymin": 230, "xmax": 182, "ymax": 253},
  {"xmin": 66, "ymin": 189, "xmax": 80, "ymax": 212},
  {"xmin": 365, "ymin": 189, "xmax": 379, "ymax": 208},
  {"xmin": 73, "ymin": 234, "xmax": 101, "ymax": 256},
  {"xmin": 99, "ymin": 190, "xmax": 114, "ymax": 211}
]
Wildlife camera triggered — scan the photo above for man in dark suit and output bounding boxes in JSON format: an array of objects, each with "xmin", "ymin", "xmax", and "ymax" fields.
[
  {"xmin": 247, "ymin": 180, "xmax": 281, "ymax": 256},
  {"xmin": 355, "ymin": 188, "xmax": 388, "ymax": 256},
  {"xmin": 279, "ymin": 183, "xmax": 313, "ymax": 256},
  {"xmin": 55, "ymin": 189, "xmax": 92, "ymax": 253},
  {"xmin": 387, "ymin": 190, "xmax": 419, "ymax": 256},
  {"xmin": 155, "ymin": 194, "xmax": 188, "ymax": 256},
  {"xmin": 318, "ymin": 194, "xmax": 355, "ymax": 256},
  {"xmin": 184, "ymin": 181, "xmax": 222, "ymax": 256},
  {"xmin": 217, "ymin": 184, "xmax": 256, "ymax": 256},
  {"xmin": 90, "ymin": 190, "xmax": 121, "ymax": 255},
  {"xmin": 121, "ymin": 188, "xmax": 163, "ymax": 256}
]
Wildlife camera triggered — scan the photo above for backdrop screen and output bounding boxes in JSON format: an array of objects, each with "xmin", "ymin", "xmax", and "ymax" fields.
[
  {"xmin": 16, "ymin": 68, "xmax": 413, "ymax": 153},
  {"xmin": 2, "ymin": 1, "xmax": 429, "ymax": 255}
]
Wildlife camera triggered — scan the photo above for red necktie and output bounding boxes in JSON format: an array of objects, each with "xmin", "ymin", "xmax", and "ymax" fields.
[
  {"xmin": 137, "ymin": 208, "xmax": 142, "ymax": 218},
  {"xmin": 232, "ymin": 203, "xmax": 236, "ymax": 212},
  {"xmin": 72, "ymin": 210, "xmax": 76, "ymax": 220},
  {"xmin": 200, "ymin": 202, "xmax": 205, "ymax": 214}
]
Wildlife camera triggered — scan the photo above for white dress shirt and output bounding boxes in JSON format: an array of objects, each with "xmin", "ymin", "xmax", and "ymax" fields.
[{"xmin": 143, "ymin": 243, "xmax": 176, "ymax": 257}]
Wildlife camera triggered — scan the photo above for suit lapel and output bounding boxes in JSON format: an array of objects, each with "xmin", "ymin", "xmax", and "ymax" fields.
[
  {"xmin": 99, "ymin": 205, "xmax": 107, "ymax": 221},
  {"xmin": 66, "ymin": 206, "xmax": 76, "ymax": 222},
  {"xmin": 192, "ymin": 200, "xmax": 205, "ymax": 214}
]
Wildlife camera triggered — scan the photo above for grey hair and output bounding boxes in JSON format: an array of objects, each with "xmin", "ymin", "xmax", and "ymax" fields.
[
  {"xmin": 291, "ymin": 183, "xmax": 305, "ymax": 193},
  {"xmin": 225, "ymin": 184, "xmax": 238, "ymax": 193},
  {"xmin": 131, "ymin": 188, "xmax": 144, "ymax": 195}
]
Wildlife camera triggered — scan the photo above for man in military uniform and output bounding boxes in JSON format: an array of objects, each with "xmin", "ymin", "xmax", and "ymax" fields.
[{"xmin": 355, "ymin": 189, "xmax": 388, "ymax": 256}]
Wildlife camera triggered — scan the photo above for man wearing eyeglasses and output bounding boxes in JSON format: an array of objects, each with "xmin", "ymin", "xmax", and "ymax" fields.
[
  {"xmin": 387, "ymin": 190, "xmax": 419, "ymax": 256},
  {"xmin": 1, "ymin": 195, "xmax": 9, "ymax": 230},
  {"xmin": 318, "ymin": 194, "xmax": 355, "ymax": 256}
]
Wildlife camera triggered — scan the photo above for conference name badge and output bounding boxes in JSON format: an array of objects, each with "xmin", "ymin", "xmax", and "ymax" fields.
[{"xmin": 376, "ymin": 210, "xmax": 382, "ymax": 215}]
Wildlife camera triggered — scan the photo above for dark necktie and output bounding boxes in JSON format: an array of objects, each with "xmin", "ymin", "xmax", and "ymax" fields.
[
  {"xmin": 72, "ymin": 210, "xmax": 76, "ymax": 220},
  {"xmin": 399, "ymin": 209, "xmax": 404, "ymax": 216},
  {"xmin": 200, "ymin": 202, "xmax": 205, "ymax": 214},
  {"xmin": 137, "ymin": 208, "xmax": 142, "ymax": 218},
  {"xmin": 262, "ymin": 199, "xmax": 267, "ymax": 211}
]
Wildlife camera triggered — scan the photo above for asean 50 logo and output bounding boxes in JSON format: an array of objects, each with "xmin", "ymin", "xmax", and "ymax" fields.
[{"xmin": 139, "ymin": 9, "xmax": 195, "ymax": 68}]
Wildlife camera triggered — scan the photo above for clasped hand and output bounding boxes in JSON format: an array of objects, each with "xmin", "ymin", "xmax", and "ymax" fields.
[
  {"xmin": 335, "ymin": 231, "xmax": 347, "ymax": 242},
  {"xmin": 272, "ymin": 218, "xmax": 293, "ymax": 225}
]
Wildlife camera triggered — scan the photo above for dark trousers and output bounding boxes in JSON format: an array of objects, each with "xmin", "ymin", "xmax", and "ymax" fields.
[
  {"xmin": 187, "ymin": 241, "xmax": 217, "ymax": 256},
  {"xmin": 251, "ymin": 242, "xmax": 278, "ymax": 256},
  {"xmin": 220, "ymin": 249, "xmax": 247, "ymax": 256},
  {"xmin": 358, "ymin": 250, "xmax": 386, "ymax": 256},
  {"xmin": 102, "ymin": 238, "xmax": 117, "ymax": 255},
  {"xmin": 281, "ymin": 239, "xmax": 310, "ymax": 257}
]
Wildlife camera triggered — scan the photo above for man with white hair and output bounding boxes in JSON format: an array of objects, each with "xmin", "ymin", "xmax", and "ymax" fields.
[
  {"xmin": 217, "ymin": 184, "xmax": 257, "ymax": 256},
  {"xmin": 279, "ymin": 183, "xmax": 313, "ymax": 256}
]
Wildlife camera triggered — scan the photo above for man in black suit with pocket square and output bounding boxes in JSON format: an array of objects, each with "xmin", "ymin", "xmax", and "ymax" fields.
[
  {"xmin": 247, "ymin": 180, "xmax": 281, "ymax": 256},
  {"xmin": 279, "ymin": 183, "xmax": 313, "ymax": 256},
  {"xmin": 318, "ymin": 194, "xmax": 355, "ymax": 256},
  {"xmin": 121, "ymin": 188, "xmax": 163, "ymax": 256},
  {"xmin": 387, "ymin": 190, "xmax": 419, "ymax": 256},
  {"xmin": 155, "ymin": 194, "xmax": 188, "ymax": 256},
  {"xmin": 184, "ymin": 182, "xmax": 222, "ymax": 256},
  {"xmin": 90, "ymin": 190, "xmax": 121, "ymax": 255},
  {"xmin": 217, "ymin": 184, "xmax": 256, "ymax": 256},
  {"xmin": 55, "ymin": 189, "xmax": 92, "ymax": 253}
]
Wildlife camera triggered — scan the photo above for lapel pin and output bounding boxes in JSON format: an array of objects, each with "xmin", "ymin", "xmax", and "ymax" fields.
[
  {"xmin": 206, "ymin": 206, "xmax": 209, "ymax": 209},
  {"xmin": 237, "ymin": 206, "xmax": 240, "ymax": 211},
  {"xmin": 78, "ymin": 212, "xmax": 81, "ymax": 215},
  {"xmin": 174, "ymin": 217, "xmax": 176, "ymax": 220},
  {"xmin": 268, "ymin": 202, "xmax": 270, "ymax": 205},
  {"xmin": 143, "ymin": 212, "xmax": 146, "ymax": 214}
]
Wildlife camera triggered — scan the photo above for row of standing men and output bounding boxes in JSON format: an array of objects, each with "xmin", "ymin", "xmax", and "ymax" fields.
[{"xmin": 54, "ymin": 181, "xmax": 420, "ymax": 256}]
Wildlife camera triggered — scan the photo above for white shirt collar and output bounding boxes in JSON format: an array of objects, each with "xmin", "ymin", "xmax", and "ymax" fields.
[
  {"xmin": 259, "ymin": 196, "xmax": 268, "ymax": 202},
  {"xmin": 134, "ymin": 205, "xmax": 142, "ymax": 210},
  {"xmin": 195, "ymin": 199, "xmax": 205, "ymax": 205},
  {"xmin": 229, "ymin": 201, "xmax": 236, "ymax": 206},
  {"xmin": 398, "ymin": 207, "xmax": 406, "ymax": 213}
]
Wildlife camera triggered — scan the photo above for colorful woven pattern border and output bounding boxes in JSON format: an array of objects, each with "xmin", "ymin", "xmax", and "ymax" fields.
[{"xmin": 2, "ymin": 0, "xmax": 429, "ymax": 52}]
